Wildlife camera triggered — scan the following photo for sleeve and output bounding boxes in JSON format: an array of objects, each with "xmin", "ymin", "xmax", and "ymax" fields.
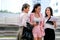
[
  {"xmin": 28, "ymin": 13, "xmax": 34, "ymax": 25},
  {"xmin": 49, "ymin": 16, "xmax": 57, "ymax": 22},
  {"xmin": 29, "ymin": 13, "xmax": 34, "ymax": 23},
  {"xmin": 40, "ymin": 14, "xmax": 45, "ymax": 27},
  {"xmin": 27, "ymin": 14, "xmax": 31, "ymax": 22},
  {"xmin": 21, "ymin": 15, "xmax": 26, "ymax": 26}
]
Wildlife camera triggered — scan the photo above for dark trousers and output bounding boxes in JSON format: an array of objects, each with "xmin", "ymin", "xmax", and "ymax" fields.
[{"xmin": 44, "ymin": 28, "xmax": 55, "ymax": 40}]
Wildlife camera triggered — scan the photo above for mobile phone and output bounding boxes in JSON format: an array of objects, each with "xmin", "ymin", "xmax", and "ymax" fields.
[{"xmin": 36, "ymin": 21, "xmax": 39, "ymax": 25}]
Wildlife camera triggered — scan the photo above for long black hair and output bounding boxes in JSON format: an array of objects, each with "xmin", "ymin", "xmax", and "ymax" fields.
[
  {"xmin": 32, "ymin": 3, "xmax": 41, "ymax": 13},
  {"xmin": 45, "ymin": 7, "xmax": 53, "ymax": 17}
]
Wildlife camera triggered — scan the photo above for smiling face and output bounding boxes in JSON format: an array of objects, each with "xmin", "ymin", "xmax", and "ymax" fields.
[
  {"xmin": 45, "ymin": 7, "xmax": 53, "ymax": 17},
  {"xmin": 35, "ymin": 6, "xmax": 41, "ymax": 14},
  {"xmin": 45, "ymin": 8, "xmax": 51, "ymax": 16}
]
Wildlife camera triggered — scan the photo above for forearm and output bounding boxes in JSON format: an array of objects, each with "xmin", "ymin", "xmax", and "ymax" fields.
[{"xmin": 53, "ymin": 21, "xmax": 57, "ymax": 29}]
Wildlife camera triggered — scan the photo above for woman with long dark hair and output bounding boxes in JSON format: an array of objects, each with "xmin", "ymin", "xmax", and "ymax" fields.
[
  {"xmin": 44, "ymin": 7, "xmax": 57, "ymax": 40},
  {"xmin": 29, "ymin": 3, "xmax": 45, "ymax": 40}
]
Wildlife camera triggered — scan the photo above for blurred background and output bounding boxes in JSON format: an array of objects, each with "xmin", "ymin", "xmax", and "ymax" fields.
[{"xmin": 0, "ymin": 0, "xmax": 60, "ymax": 40}]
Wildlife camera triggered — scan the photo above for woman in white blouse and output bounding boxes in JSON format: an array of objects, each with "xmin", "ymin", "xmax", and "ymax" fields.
[
  {"xmin": 44, "ymin": 7, "xmax": 57, "ymax": 40},
  {"xmin": 17, "ymin": 3, "xmax": 30, "ymax": 40}
]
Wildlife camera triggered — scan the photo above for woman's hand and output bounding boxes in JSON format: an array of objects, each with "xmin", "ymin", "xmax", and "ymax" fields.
[
  {"xmin": 30, "ymin": 22, "xmax": 38, "ymax": 26},
  {"xmin": 53, "ymin": 21, "xmax": 57, "ymax": 29},
  {"xmin": 33, "ymin": 22, "xmax": 38, "ymax": 26}
]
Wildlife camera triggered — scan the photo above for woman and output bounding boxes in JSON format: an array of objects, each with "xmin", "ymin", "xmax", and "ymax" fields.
[
  {"xmin": 29, "ymin": 3, "xmax": 45, "ymax": 40},
  {"xmin": 17, "ymin": 3, "xmax": 30, "ymax": 40},
  {"xmin": 44, "ymin": 7, "xmax": 57, "ymax": 40}
]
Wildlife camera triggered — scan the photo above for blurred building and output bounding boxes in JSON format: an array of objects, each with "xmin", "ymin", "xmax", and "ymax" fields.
[{"xmin": 49, "ymin": 0, "xmax": 60, "ymax": 16}]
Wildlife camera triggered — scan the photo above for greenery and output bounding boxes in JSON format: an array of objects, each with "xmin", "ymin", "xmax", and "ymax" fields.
[
  {"xmin": 0, "ymin": 10, "xmax": 8, "ymax": 13},
  {"xmin": 0, "ymin": 36, "xmax": 16, "ymax": 38},
  {"xmin": 0, "ymin": 10, "xmax": 20, "ymax": 14}
]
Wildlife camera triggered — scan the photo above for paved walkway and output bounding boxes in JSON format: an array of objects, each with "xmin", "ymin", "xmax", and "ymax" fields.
[{"xmin": 0, "ymin": 36, "xmax": 60, "ymax": 40}]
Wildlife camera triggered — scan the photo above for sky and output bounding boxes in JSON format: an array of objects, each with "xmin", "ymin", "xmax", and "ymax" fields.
[
  {"xmin": 1, "ymin": 0, "xmax": 33, "ymax": 13},
  {"xmin": 0, "ymin": 0, "xmax": 51, "ymax": 13},
  {"xmin": 0, "ymin": 0, "xmax": 60, "ymax": 16},
  {"xmin": 1, "ymin": 0, "xmax": 22, "ymax": 13}
]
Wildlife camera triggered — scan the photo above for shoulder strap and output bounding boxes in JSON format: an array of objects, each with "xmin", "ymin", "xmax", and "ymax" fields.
[
  {"xmin": 47, "ymin": 17, "xmax": 51, "ymax": 21},
  {"xmin": 46, "ymin": 17, "xmax": 51, "ymax": 23}
]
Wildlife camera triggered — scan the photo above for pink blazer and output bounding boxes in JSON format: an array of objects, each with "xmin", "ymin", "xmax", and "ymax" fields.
[{"xmin": 29, "ymin": 13, "xmax": 45, "ymax": 36}]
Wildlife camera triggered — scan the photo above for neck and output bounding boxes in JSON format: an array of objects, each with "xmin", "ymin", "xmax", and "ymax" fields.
[
  {"xmin": 35, "ymin": 12, "xmax": 40, "ymax": 17},
  {"xmin": 35, "ymin": 12, "xmax": 39, "ymax": 14},
  {"xmin": 48, "ymin": 15, "xmax": 51, "ymax": 18}
]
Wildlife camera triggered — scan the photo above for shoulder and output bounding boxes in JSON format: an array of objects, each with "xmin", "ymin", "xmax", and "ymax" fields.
[
  {"xmin": 40, "ymin": 13, "xmax": 43, "ymax": 17},
  {"xmin": 40, "ymin": 13, "xmax": 42, "ymax": 15},
  {"xmin": 51, "ymin": 16, "xmax": 57, "ymax": 19},
  {"xmin": 40, "ymin": 13, "xmax": 44, "ymax": 19},
  {"xmin": 30, "ymin": 13, "xmax": 34, "ymax": 16},
  {"xmin": 50, "ymin": 16, "xmax": 57, "ymax": 21},
  {"xmin": 30, "ymin": 13, "xmax": 34, "ymax": 15},
  {"xmin": 20, "ymin": 13, "xmax": 25, "ymax": 18}
]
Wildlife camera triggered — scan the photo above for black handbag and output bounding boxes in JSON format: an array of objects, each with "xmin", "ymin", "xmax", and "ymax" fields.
[
  {"xmin": 21, "ymin": 22, "xmax": 33, "ymax": 40},
  {"xmin": 26, "ymin": 22, "xmax": 34, "ymax": 31}
]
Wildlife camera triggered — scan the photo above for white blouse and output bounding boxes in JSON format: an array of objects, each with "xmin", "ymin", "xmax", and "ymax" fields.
[
  {"xmin": 19, "ymin": 12, "xmax": 29, "ymax": 27},
  {"xmin": 44, "ymin": 16, "xmax": 57, "ymax": 30},
  {"xmin": 33, "ymin": 16, "xmax": 41, "ymax": 24}
]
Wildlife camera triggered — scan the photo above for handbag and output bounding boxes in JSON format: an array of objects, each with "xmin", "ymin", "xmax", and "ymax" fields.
[
  {"xmin": 21, "ymin": 22, "xmax": 33, "ymax": 40},
  {"xmin": 26, "ymin": 22, "xmax": 34, "ymax": 31}
]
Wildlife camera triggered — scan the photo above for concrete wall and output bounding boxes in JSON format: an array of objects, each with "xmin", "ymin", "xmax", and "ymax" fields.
[{"xmin": 0, "ymin": 12, "xmax": 20, "ymax": 25}]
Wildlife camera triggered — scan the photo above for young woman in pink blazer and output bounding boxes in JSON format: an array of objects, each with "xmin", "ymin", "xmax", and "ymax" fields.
[{"xmin": 29, "ymin": 3, "xmax": 45, "ymax": 40}]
